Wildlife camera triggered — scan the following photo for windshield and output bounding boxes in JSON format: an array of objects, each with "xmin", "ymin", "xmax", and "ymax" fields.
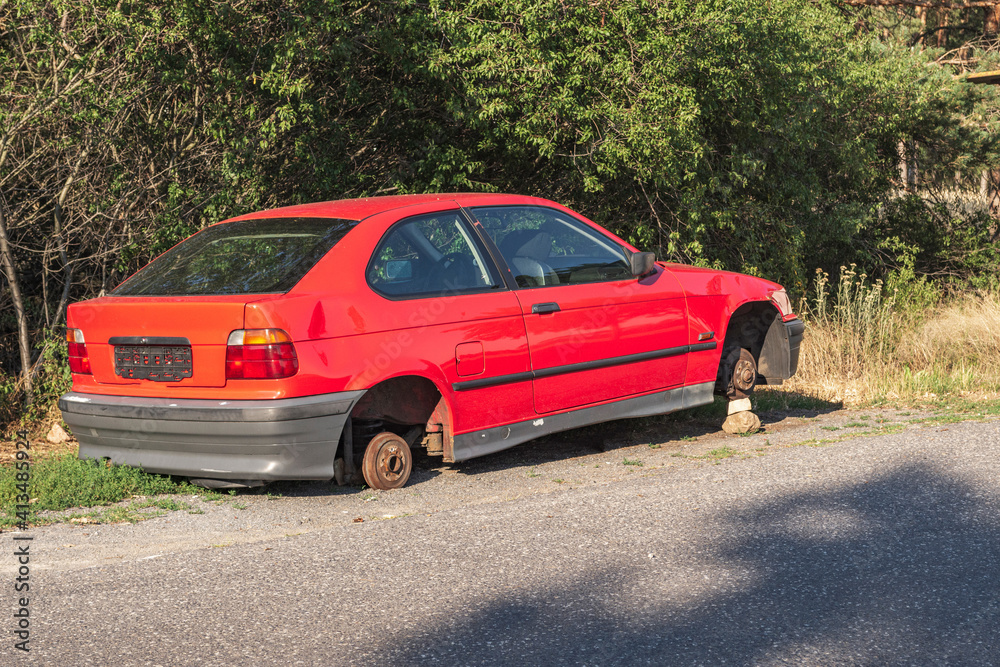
[{"xmin": 112, "ymin": 217, "xmax": 357, "ymax": 296}]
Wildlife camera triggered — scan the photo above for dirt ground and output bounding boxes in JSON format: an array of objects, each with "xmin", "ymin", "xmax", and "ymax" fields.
[{"xmin": 1, "ymin": 405, "xmax": 77, "ymax": 463}]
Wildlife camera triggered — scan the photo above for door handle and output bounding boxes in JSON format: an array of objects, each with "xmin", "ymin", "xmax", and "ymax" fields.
[{"xmin": 531, "ymin": 302, "xmax": 561, "ymax": 314}]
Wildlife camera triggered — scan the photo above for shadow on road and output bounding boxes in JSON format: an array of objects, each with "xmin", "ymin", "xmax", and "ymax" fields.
[{"xmin": 388, "ymin": 461, "xmax": 1000, "ymax": 665}]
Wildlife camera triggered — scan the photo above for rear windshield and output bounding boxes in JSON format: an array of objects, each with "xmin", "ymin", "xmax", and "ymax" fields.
[{"xmin": 112, "ymin": 217, "xmax": 357, "ymax": 296}]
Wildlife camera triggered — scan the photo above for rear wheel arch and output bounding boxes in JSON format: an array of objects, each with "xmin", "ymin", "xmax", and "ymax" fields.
[
  {"xmin": 338, "ymin": 375, "xmax": 456, "ymax": 474},
  {"xmin": 350, "ymin": 375, "xmax": 446, "ymax": 425}
]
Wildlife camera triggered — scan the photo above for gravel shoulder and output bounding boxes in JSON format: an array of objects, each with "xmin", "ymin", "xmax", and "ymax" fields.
[{"xmin": 2, "ymin": 400, "xmax": 978, "ymax": 575}]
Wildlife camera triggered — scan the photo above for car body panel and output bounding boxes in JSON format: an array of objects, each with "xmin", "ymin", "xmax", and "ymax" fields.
[
  {"xmin": 67, "ymin": 296, "xmax": 249, "ymax": 391},
  {"xmin": 515, "ymin": 270, "xmax": 690, "ymax": 414},
  {"xmin": 60, "ymin": 193, "xmax": 802, "ymax": 485}
]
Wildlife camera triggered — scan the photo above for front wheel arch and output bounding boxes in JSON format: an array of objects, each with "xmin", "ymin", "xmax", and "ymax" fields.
[{"xmin": 715, "ymin": 301, "xmax": 780, "ymax": 396}]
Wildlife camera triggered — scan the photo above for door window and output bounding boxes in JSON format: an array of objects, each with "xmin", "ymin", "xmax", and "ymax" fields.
[{"xmin": 470, "ymin": 206, "xmax": 631, "ymax": 288}]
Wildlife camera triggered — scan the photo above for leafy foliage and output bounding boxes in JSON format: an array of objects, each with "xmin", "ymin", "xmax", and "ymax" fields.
[{"xmin": 1, "ymin": 0, "xmax": 999, "ymax": 425}]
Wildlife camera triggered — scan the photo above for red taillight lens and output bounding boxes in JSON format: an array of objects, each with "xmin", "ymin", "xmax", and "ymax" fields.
[
  {"xmin": 225, "ymin": 329, "xmax": 298, "ymax": 380},
  {"xmin": 66, "ymin": 328, "xmax": 91, "ymax": 375}
]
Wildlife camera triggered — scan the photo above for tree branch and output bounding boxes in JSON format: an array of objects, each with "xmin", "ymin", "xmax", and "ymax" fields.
[{"xmin": 839, "ymin": 1, "xmax": 1000, "ymax": 7}]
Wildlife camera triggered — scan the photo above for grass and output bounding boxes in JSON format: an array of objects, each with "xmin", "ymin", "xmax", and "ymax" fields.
[
  {"xmin": 671, "ymin": 446, "xmax": 739, "ymax": 462},
  {"xmin": 704, "ymin": 447, "xmax": 737, "ymax": 460},
  {"xmin": 0, "ymin": 452, "xmax": 221, "ymax": 527},
  {"xmin": 785, "ymin": 267, "xmax": 1000, "ymax": 406},
  {"xmin": 752, "ymin": 388, "xmax": 839, "ymax": 413}
]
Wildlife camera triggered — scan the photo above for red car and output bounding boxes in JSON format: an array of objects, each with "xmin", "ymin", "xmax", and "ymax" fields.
[{"xmin": 59, "ymin": 194, "xmax": 803, "ymax": 489}]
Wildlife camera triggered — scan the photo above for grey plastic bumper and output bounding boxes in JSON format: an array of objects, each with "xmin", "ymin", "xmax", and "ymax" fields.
[
  {"xmin": 58, "ymin": 390, "xmax": 365, "ymax": 481},
  {"xmin": 758, "ymin": 317, "xmax": 805, "ymax": 384}
]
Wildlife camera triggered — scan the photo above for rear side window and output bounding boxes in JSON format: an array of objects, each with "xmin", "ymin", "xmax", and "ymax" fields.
[
  {"xmin": 367, "ymin": 212, "xmax": 502, "ymax": 298},
  {"xmin": 113, "ymin": 217, "xmax": 356, "ymax": 296}
]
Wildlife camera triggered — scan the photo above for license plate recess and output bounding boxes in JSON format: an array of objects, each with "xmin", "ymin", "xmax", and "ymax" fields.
[{"xmin": 110, "ymin": 337, "xmax": 193, "ymax": 382}]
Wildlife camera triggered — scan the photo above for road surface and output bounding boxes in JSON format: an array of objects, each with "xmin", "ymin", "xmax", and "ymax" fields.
[{"xmin": 4, "ymin": 408, "xmax": 999, "ymax": 665}]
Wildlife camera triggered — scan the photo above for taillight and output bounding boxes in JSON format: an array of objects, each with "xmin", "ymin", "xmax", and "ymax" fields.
[
  {"xmin": 66, "ymin": 328, "xmax": 91, "ymax": 375},
  {"xmin": 226, "ymin": 329, "xmax": 298, "ymax": 380}
]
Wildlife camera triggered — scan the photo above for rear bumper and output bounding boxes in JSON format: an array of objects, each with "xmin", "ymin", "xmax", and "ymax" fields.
[{"xmin": 58, "ymin": 390, "xmax": 365, "ymax": 481}]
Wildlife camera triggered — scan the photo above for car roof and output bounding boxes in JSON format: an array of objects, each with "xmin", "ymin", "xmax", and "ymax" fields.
[{"xmin": 226, "ymin": 193, "xmax": 545, "ymax": 223}]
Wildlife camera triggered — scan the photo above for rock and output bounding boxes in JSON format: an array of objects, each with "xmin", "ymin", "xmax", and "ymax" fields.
[
  {"xmin": 727, "ymin": 398, "xmax": 752, "ymax": 415},
  {"xmin": 46, "ymin": 423, "xmax": 71, "ymax": 444},
  {"xmin": 722, "ymin": 411, "xmax": 761, "ymax": 435}
]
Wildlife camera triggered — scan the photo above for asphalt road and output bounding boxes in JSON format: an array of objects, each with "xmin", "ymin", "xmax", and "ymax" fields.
[{"xmin": 4, "ymin": 411, "xmax": 1000, "ymax": 665}]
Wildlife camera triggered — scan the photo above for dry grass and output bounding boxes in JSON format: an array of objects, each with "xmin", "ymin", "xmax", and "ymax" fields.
[{"xmin": 784, "ymin": 267, "xmax": 1000, "ymax": 406}]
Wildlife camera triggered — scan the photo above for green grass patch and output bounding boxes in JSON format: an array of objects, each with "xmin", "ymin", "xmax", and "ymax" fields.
[
  {"xmin": 926, "ymin": 396, "xmax": 1000, "ymax": 416},
  {"xmin": 1, "ymin": 453, "xmax": 219, "ymax": 527},
  {"xmin": 56, "ymin": 498, "xmax": 195, "ymax": 527},
  {"xmin": 623, "ymin": 458, "xmax": 643, "ymax": 466},
  {"xmin": 704, "ymin": 446, "xmax": 737, "ymax": 460}
]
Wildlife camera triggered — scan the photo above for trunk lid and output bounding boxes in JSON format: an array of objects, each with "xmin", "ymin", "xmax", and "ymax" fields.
[{"xmin": 67, "ymin": 296, "xmax": 250, "ymax": 388}]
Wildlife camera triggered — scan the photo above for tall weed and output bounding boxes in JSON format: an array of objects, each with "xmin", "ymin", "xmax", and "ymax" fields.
[
  {"xmin": 788, "ymin": 267, "xmax": 1000, "ymax": 403},
  {"xmin": 1, "ymin": 327, "xmax": 72, "ymax": 436}
]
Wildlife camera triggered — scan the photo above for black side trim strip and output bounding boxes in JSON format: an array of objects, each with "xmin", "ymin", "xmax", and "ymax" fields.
[
  {"xmin": 532, "ymin": 345, "xmax": 688, "ymax": 380},
  {"xmin": 109, "ymin": 336, "xmax": 191, "ymax": 346},
  {"xmin": 452, "ymin": 371, "xmax": 535, "ymax": 392},
  {"xmin": 452, "ymin": 342, "xmax": 716, "ymax": 391}
]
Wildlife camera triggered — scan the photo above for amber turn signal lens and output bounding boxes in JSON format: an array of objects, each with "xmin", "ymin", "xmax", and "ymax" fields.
[{"xmin": 227, "ymin": 329, "xmax": 293, "ymax": 346}]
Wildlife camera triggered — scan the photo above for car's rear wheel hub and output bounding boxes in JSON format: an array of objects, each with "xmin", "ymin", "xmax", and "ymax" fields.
[{"xmin": 361, "ymin": 432, "xmax": 413, "ymax": 490}]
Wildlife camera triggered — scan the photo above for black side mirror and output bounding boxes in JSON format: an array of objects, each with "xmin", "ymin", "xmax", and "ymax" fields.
[{"xmin": 630, "ymin": 251, "xmax": 656, "ymax": 278}]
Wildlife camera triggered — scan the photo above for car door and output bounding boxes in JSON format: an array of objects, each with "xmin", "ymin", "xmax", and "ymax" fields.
[
  {"xmin": 364, "ymin": 207, "xmax": 534, "ymax": 433},
  {"xmin": 468, "ymin": 205, "xmax": 690, "ymax": 415}
]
